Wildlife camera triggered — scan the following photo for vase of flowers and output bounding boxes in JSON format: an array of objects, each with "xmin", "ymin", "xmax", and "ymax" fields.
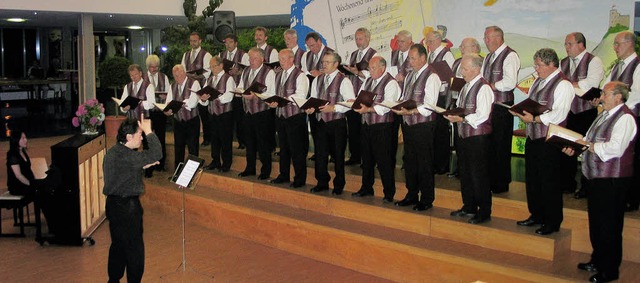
[{"xmin": 72, "ymin": 98, "xmax": 106, "ymax": 135}]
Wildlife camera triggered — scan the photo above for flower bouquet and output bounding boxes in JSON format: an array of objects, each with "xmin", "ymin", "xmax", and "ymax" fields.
[{"xmin": 72, "ymin": 98, "xmax": 106, "ymax": 135}]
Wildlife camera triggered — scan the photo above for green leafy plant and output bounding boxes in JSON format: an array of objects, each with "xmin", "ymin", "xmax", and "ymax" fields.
[{"xmin": 97, "ymin": 56, "xmax": 132, "ymax": 117}]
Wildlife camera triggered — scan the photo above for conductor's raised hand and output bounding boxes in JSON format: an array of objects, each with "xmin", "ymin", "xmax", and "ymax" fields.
[{"xmin": 139, "ymin": 114, "xmax": 152, "ymax": 135}]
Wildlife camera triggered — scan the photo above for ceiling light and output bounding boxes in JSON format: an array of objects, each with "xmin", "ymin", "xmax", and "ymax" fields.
[
  {"xmin": 7, "ymin": 18, "xmax": 27, "ymax": 23},
  {"xmin": 127, "ymin": 25, "xmax": 143, "ymax": 30}
]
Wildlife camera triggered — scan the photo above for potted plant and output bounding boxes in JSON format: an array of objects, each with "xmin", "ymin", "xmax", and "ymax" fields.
[{"xmin": 98, "ymin": 56, "xmax": 132, "ymax": 137}]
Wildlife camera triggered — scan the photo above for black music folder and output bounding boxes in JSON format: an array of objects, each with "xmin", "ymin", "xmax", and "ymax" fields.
[
  {"xmin": 222, "ymin": 59, "xmax": 247, "ymax": 73},
  {"xmin": 232, "ymin": 81, "xmax": 268, "ymax": 96},
  {"xmin": 291, "ymin": 97, "xmax": 330, "ymax": 110},
  {"xmin": 497, "ymin": 99, "xmax": 550, "ymax": 116},
  {"xmin": 545, "ymin": 123, "xmax": 588, "ymax": 154},
  {"xmin": 193, "ymin": 86, "xmax": 222, "ymax": 101},
  {"xmin": 264, "ymin": 61, "xmax": 281, "ymax": 69},
  {"xmin": 262, "ymin": 95, "xmax": 291, "ymax": 107},
  {"xmin": 450, "ymin": 77, "xmax": 466, "ymax": 92},
  {"xmin": 112, "ymin": 96, "xmax": 141, "ymax": 110},
  {"xmin": 576, "ymin": 87, "xmax": 602, "ymax": 101},
  {"xmin": 186, "ymin": 68, "xmax": 206, "ymax": 75},
  {"xmin": 338, "ymin": 60, "xmax": 369, "ymax": 76},
  {"xmin": 428, "ymin": 61, "xmax": 454, "ymax": 82},
  {"xmin": 350, "ymin": 90, "xmax": 377, "ymax": 109},
  {"xmin": 157, "ymin": 100, "xmax": 184, "ymax": 113},
  {"xmin": 376, "ymin": 99, "xmax": 418, "ymax": 110}
]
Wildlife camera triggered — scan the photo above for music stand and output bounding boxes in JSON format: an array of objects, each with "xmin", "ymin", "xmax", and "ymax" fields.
[{"xmin": 160, "ymin": 155, "xmax": 212, "ymax": 282}]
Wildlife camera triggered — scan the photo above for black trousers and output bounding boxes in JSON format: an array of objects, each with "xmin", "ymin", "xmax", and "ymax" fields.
[
  {"xmin": 561, "ymin": 109, "xmax": 598, "ymax": 192},
  {"xmin": 209, "ymin": 111, "xmax": 234, "ymax": 169},
  {"xmin": 314, "ymin": 118, "xmax": 347, "ymax": 189},
  {"xmin": 106, "ymin": 196, "xmax": 144, "ymax": 283},
  {"xmin": 198, "ymin": 104, "xmax": 212, "ymax": 143},
  {"xmin": 308, "ymin": 113, "xmax": 319, "ymax": 154},
  {"xmin": 489, "ymin": 102, "xmax": 514, "ymax": 193},
  {"xmin": 401, "ymin": 122, "xmax": 436, "ymax": 205},
  {"xmin": 346, "ymin": 110, "xmax": 362, "ymax": 162},
  {"xmin": 584, "ymin": 177, "xmax": 629, "ymax": 277},
  {"xmin": 361, "ymin": 122, "xmax": 397, "ymax": 198},
  {"xmin": 173, "ymin": 117, "xmax": 200, "ymax": 169},
  {"xmin": 232, "ymin": 96, "xmax": 246, "ymax": 146},
  {"xmin": 149, "ymin": 110, "xmax": 167, "ymax": 169},
  {"xmin": 524, "ymin": 138, "xmax": 564, "ymax": 228},
  {"xmin": 433, "ymin": 115, "xmax": 451, "ymax": 172},
  {"xmin": 243, "ymin": 110, "xmax": 275, "ymax": 176},
  {"xmin": 628, "ymin": 117, "xmax": 640, "ymax": 208},
  {"xmin": 276, "ymin": 113, "xmax": 309, "ymax": 184},
  {"xmin": 457, "ymin": 134, "xmax": 492, "ymax": 217}
]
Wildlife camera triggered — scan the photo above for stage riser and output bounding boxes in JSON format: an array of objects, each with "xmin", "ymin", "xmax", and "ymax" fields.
[
  {"xmin": 197, "ymin": 173, "xmax": 569, "ymax": 260},
  {"xmin": 143, "ymin": 186, "xmax": 574, "ymax": 283}
]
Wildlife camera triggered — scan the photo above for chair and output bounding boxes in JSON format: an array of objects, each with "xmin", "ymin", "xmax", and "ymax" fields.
[{"xmin": 0, "ymin": 191, "xmax": 34, "ymax": 237}]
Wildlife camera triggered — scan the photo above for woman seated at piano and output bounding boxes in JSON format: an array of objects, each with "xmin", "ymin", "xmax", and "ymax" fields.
[{"xmin": 6, "ymin": 131, "xmax": 36, "ymax": 196}]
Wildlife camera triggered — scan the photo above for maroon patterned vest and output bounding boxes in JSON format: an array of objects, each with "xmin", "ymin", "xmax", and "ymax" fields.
[
  {"xmin": 525, "ymin": 74, "xmax": 567, "ymax": 139},
  {"xmin": 431, "ymin": 48, "xmax": 452, "ymax": 107},
  {"xmin": 293, "ymin": 48, "xmax": 305, "ymax": 69},
  {"xmin": 261, "ymin": 45, "xmax": 276, "ymax": 63},
  {"xmin": 125, "ymin": 80, "xmax": 150, "ymax": 119},
  {"xmin": 610, "ymin": 56, "xmax": 640, "ymax": 116},
  {"xmin": 452, "ymin": 58, "xmax": 462, "ymax": 77},
  {"xmin": 242, "ymin": 65, "xmax": 271, "ymax": 114},
  {"xmin": 483, "ymin": 46, "xmax": 517, "ymax": 102},
  {"xmin": 143, "ymin": 72, "xmax": 167, "ymax": 92},
  {"xmin": 457, "ymin": 78, "xmax": 493, "ymax": 138},
  {"xmin": 184, "ymin": 49, "xmax": 207, "ymax": 72},
  {"xmin": 221, "ymin": 49, "xmax": 246, "ymax": 84},
  {"xmin": 171, "ymin": 78, "xmax": 198, "ymax": 121},
  {"xmin": 402, "ymin": 68, "xmax": 437, "ymax": 126},
  {"xmin": 317, "ymin": 72, "xmax": 347, "ymax": 122},
  {"xmin": 391, "ymin": 50, "xmax": 412, "ymax": 77},
  {"xmin": 560, "ymin": 53, "xmax": 595, "ymax": 113},
  {"xmin": 275, "ymin": 67, "xmax": 304, "ymax": 118},
  {"xmin": 430, "ymin": 47, "xmax": 450, "ymax": 63},
  {"xmin": 306, "ymin": 46, "xmax": 334, "ymax": 72},
  {"xmin": 361, "ymin": 73, "xmax": 394, "ymax": 125},
  {"xmin": 206, "ymin": 72, "xmax": 233, "ymax": 115},
  {"xmin": 582, "ymin": 105, "xmax": 636, "ymax": 179},
  {"xmin": 349, "ymin": 48, "xmax": 377, "ymax": 95}
]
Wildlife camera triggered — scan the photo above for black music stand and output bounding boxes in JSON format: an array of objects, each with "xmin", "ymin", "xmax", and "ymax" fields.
[{"xmin": 160, "ymin": 155, "xmax": 212, "ymax": 282}]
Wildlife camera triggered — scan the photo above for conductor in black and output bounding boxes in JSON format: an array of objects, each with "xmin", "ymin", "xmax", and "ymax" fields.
[{"xmin": 103, "ymin": 117, "xmax": 162, "ymax": 283}]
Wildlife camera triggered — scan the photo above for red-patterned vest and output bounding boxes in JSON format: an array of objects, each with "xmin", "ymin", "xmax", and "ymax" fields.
[
  {"xmin": 317, "ymin": 72, "xmax": 347, "ymax": 122},
  {"xmin": 171, "ymin": 78, "xmax": 198, "ymax": 121},
  {"xmin": 242, "ymin": 65, "xmax": 272, "ymax": 114},
  {"xmin": 610, "ymin": 56, "xmax": 640, "ymax": 116},
  {"xmin": 483, "ymin": 46, "xmax": 517, "ymax": 102},
  {"xmin": 560, "ymin": 52, "xmax": 595, "ymax": 114},
  {"xmin": 348, "ymin": 48, "xmax": 376, "ymax": 95},
  {"xmin": 402, "ymin": 68, "xmax": 437, "ymax": 126},
  {"xmin": 525, "ymin": 74, "xmax": 568, "ymax": 139},
  {"xmin": 361, "ymin": 73, "xmax": 394, "ymax": 125},
  {"xmin": 457, "ymin": 78, "xmax": 493, "ymax": 138},
  {"xmin": 275, "ymin": 67, "xmax": 304, "ymax": 119},
  {"xmin": 205, "ymin": 72, "xmax": 233, "ymax": 115},
  {"xmin": 305, "ymin": 46, "xmax": 334, "ymax": 72},
  {"xmin": 184, "ymin": 49, "xmax": 207, "ymax": 72}
]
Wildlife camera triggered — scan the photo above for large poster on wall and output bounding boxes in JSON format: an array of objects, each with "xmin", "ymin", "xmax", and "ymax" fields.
[{"xmin": 291, "ymin": 0, "xmax": 635, "ymax": 154}]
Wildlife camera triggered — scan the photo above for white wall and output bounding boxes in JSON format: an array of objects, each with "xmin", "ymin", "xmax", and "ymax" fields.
[{"xmin": 0, "ymin": 0, "xmax": 290, "ymax": 17}]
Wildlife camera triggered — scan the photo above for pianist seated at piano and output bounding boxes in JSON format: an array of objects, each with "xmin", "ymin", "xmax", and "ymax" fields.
[{"xmin": 6, "ymin": 131, "xmax": 37, "ymax": 197}]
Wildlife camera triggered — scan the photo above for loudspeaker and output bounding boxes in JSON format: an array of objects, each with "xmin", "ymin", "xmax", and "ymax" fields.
[{"xmin": 212, "ymin": 11, "xmax": 236, "ymax": 44}]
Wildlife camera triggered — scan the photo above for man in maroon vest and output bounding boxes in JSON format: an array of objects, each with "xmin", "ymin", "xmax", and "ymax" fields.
[
  {"xmin": 267, "ymin": 49, "xmax": 309, "ymax": 188},
  {"xmin": 482, "ymin": 26, "xmax": 521, "ymax": 194},
  {"xmin": 121, "ymin": 64, "xmax": 155, "ymax": 120},
  {"xmin": 283, "ymin": 29, "xmax": 305, "ymax": 69},
  {"xmin": 237, "ymin": 47, "xmax": 277, "ymax": 180},
  {"xmin": 352, "ymin": 56, "xmax": 400, "ymax": 203},
  {"xmin": 445, "ymin": 54, "xmax": 494, "ymax": 224},
  {"xmin": 425, "ymin": 30, "xmax": 456, "ymax": 175},
  {"xmin": 306, "ymin": 51, "xmax": 356, "ymax": 195},
  {"xmin": 510, "ymin": 48, "xmax": 574, "ymax": 235},
  {"xmin": 392, "ymin": 44, "xmax": 442, "ymax": 211},
  {"xmin": 389, "ymin": 30, "xmax": 413, "ymax": 85},
  {"xmin": 221, "ymin": 33, "xmax": 249, "ymax": 150},
  {"xmin": 166, "ymin": 64, "xmax": 201, "ymax": 170},
  {"xmin": 255, "ymin": 26, "xmax": 279, "ymax": 64},
  {"xmin": 563, "ymin": 81, "xmax": 637, "ymax": 283},
  {"xmin": 559, "ymin": 32, "xmax": 605, "ymax": 199},
  {"xmin": 345, "ymin": 27, "xmax": 377, "ymax": 166},
  {"xmin": 200, "ymin": 56, "xmax": 236, "ymax": 172},
  {"xmin": 144, "ymin": 55, "xmax": 171, "ymax": 174},
  {"xmin": 181, "ymin": 32, "xmax": 212, "ymax": 147},
  {"xmin": 604, "ymin": 31, "xmax": 640, "ymax": 212}
]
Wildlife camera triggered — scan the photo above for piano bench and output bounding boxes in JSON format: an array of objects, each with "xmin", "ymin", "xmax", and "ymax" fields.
[{"xmin": 0, "ymin": 191, "xmax": 34, "ymax": 237}]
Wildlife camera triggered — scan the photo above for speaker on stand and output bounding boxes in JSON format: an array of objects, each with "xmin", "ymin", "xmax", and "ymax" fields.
[{"xmin": 212, "ymin": 11, "xmax": 236, "ymax": 45}]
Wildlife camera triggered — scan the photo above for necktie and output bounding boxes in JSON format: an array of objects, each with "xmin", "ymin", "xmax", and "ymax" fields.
[
  {"xmin": 459, "ymin": 83, "xmax": 469, "ymax": 105},
  {"xmin": 228, "ymin": 52, "xmax": 233, "ymax": 60},
  {"xmin": 281, "ymin": 70, "xmax": 288, "ymax": 87},
  {"xmin": 213, "ymin": 74, "xmax": 218, "ymax": 85},
  {"xmin": 570, "ymin": 57, "xmax": 579, "ymax": 75},
  {"xmin": 325, "ymin": 74, "xmax": 331, "ymax": 90},
  {"xmin": 249, "ymin": 69, "xmax": 256, "ymax": 83},
  {"xmin": 150, "ymin": 75, "xmax": 156, "ymax": 88},
  {"xmin": 616, "ymin": 61, "xmax": 625, "ymax": 79},
  {"xmin": 191, "ymin": 50, "xmax": 197, "ymax": 63},
  {"xmin": 133, "ymin": 82, "xmax": 139, "ymax": 95},
  {"xmin": 429, "ymin": 52, "xmax": 435, "ymax": 64},
  {"xmin": 370, "ymin": 79, "xmax": 378, "ymax": 91},
  {"xmin": 537, "ymin": 78, "xmax": 546, "ymax": 91},
  {"xmin": 357, "ymin": 50, "xmax": 363, "ymax": 62},
  {"xmin": 399, "ymin": 52, "xmax": 404, "ymax": 66},
  {"xmin": 596, "ymin": 111, "xmax": 609, "ymax": 127}
]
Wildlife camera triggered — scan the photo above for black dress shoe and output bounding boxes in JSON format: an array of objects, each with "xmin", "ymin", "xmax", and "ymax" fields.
[
  {"xmin": 468, "ymin": 215, "xmax": 491, "ymax": 224},
  {"xmin": 574, "ymin": 189, "xmax": 587, "ymax": 199},
  {"xmin": 201, "ymin": 140, "xmax": 210, "ymax": 146},
  {"xmin": 257, "ymin": 174, "xmax": 270, "ymax": 180},
  {"xmin": 238, "ymin": 171, "xmax": 255, "ymax": 177},
  {"xmin": 308, "ymin": 154, "xmax": 316, "ymax": 161},
  {"xmin": 412, "ymin": 203, "xmax": 433, "ymax": 211},
  {"xmin": 351, "ymin": 189, "xmax": 374, "ymax": 197},
  {"xmin": 290, "ymin": 182, "xmax": 305, "ymax": 188},
  {"xmin": 626, "ymin": 204, "xmax": 639, "ymax": 212},
  {"xmin": 270, "ymin": 177, "xmax": 289, "ymax": 184},
  {"xmin": 274, "ymin": 151, "xmax": 280, "ymax": 156},
  {"xmin": 394, "ymin": 198, "xmax": 418, "ymax": 207},
  {"xmin": 218, "ymin": 167, "xmax": 230, "ymax": 173},
  {"xmin": 204, "ymin": 163, "xmax": 220, "ymax": 171},
  {"xmin": 310, "ymin": 186, "xmax": 329, "ymax": 193},
  {"xmin": 535, "ymin": 225, "xmax": 559, "ymax": 235},
  {"xmin": 238, "ymin": 144, "xmax": 246, "ymax": 149},
  {"xmin": 344, "ymin": 159, "xmax": 360, "ymax": 166},
  {"xmin": 589, "ymin": 272, "xmax": 618, "ymax": 283},
  {"xmin": 434, "ymin": 168, "xmax": 448, "ymax": 175},
  {"xmin": 331, "ymin": 189, "xmax": 343, "ymax": 195},
  {"xmin": 382, "ymin": 196, "xmax": 394, "ymax": 203},
  {"xmin": 450, "ymin": 209, "xmax": 476, "ymax": 218},
  {"xmin": 577, "ymin": 262, "xmax": 599, "ymax": 273},
  {"xmin": 516, "ymin": 217, "xmax": 541, "ymax": 227}
]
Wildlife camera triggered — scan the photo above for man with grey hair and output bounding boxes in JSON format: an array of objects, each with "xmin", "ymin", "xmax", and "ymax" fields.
[
  {"xmin": 564, "ymin": 81, "xmax": 636, "ymax": 283},
  {"xmin": 167, "ymin": 64, "xmax": 201, "ymax": 170},
  {"xmin": 510, "ymin": 48, "xmax": 573, "ymax": 235},
  {"xmin": 345, "ymin": 27, "xmax": 378, "ymax": 166},
  {"xmin": 482, "ymin": 25, "xmax": 521, "ymax": 194},
  {"xmin": 144, "ymin": 54, "xmax": 171, "ymax": 174},
  {"xmin": 389, "ymin": 30, "xmax": 414, "ymax": 84},
  {"xmin": 560, "ymin": 31, "xmax": 604, "ymax": 199},
  {"xmin": 283, "ymin": 29, "xmax": 305, "ymax": 69},
  {"xmin": 603, "ymin": 30, "xmax": 640, "ymax": 212}
]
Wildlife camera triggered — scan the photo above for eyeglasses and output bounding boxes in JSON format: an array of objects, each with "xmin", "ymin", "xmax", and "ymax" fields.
[{"xmin": 321, "ymin": 60, "xmax": 336, "ymax": 64}]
